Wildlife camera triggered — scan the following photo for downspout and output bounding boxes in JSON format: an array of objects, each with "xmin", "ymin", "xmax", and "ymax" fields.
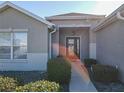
[
  {"xmin": 117, "ymin": 12, "xmax": 124, "ymax": 20},
  {"xmin": 49, "ymin": 25, "xmax": 57, "ymax": 59},
  {"xmin": 115, "ymin": 12, "xmax": 124, "ymax": 70}
]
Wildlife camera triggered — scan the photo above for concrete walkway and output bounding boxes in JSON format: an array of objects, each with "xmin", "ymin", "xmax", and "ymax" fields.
[{"xmin": 69, "ymin": 62, "xmax": 97, "ymax": 92}]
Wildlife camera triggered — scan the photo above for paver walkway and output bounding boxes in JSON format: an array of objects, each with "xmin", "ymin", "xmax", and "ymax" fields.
[{"xmin": 69, "ymin": 61, "xmax": 97, "ymax": 92}]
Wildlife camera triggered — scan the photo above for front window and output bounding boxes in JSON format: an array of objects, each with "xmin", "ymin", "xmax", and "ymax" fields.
[
  {"xmin": 0, "ymin": 32, "xmax": 27, "ymax": 59},
  {"xmin": 13, "ymin": 32, "xmax": 27, "ymax": 59},
  {"xmin": 0, "ymin": 33, "xmax": 11, "ymax": 59}
]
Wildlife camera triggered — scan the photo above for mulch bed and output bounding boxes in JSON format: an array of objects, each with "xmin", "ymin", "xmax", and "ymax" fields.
[{"xmin": 87, "ymin": 67, "xmax": 124, "ymax": 92}]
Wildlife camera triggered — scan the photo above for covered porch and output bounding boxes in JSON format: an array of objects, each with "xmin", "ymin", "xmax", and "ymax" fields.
[{"xmin": 51, "ymin": 25, "xmax": 91, "ymax": 61}]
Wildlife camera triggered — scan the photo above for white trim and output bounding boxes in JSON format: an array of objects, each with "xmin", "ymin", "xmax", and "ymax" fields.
[
  {"xmin": 59, "ymin": 25, "xmax": 91, "ymax": 28},
  {"xmin": 11, "ymin": 32, "xmax": 13, "ymax": 59},
  {"xmin": 92, "ymin": 15, "xmax": 117, "ymax": 32},
  {"xmin": 49, "ymin": 28, "xmax": 57, "ymax": 59},
  {"xmin": 0, "ymin": 28, "xmax": 28, "ymax": 32},
  {"xmin": 13, "ymin": 29, "xmax": 28, "ymax": 32},
  {"xmin": 91, "ymin": 4, "xmax": 124, "ymax": 32},
  {"xmin": 65, "ymin": 36, "xmax": 81, "ymax": 59},
  {"xmin": 0, "ymin": 28, "xmax": 12, "ymax": 32},
  {"xmin": 46, "ymin": 16, "xmax": 105, "ymax": 20},
  {"xmin": 0, "ymin": 1, "xmax": 54, "ymax": 27},
  {"xmin": 0, "ymin": 57, "xmax": 28, "ymax": 62},
  {"xmin": 117, "ymin": 12, "xmax": 124, "ymax": 20}
]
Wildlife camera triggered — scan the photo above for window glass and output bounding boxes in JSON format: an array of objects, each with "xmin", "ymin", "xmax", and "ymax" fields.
[
  {"xmin": 13, "ymin": 32, "xmax": 27, "ymax": 46},
  {"xmin": 0, "ymin": 46, "xmax": 11, "ymax": 59},
  {"xmin": 0, "ymin": 32, "xmax": 27, "ymax": 59},
  {"xmin": 68, "ymin": 39, "xmax": 74, "ymax": 44},
  {"xmin": 0, "ymin": 46, "xmax": 11, "ymax": 53},
  {"xmin": 13, "ymin": 45, "xmax": 27, "ymax": 59},
  {"xmin": 0, "ymin": 33, "xmax": 11, "ymax": 59},
  {"xmin": 13, "ymin": 32, "xmax": 27, "ymax": 59},
  {"xmin": 0, "ymin": 33, "xmax": 11, "ymax": 46}
]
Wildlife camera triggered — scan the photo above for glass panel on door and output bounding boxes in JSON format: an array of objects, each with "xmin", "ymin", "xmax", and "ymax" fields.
[{"xmin": 66, "ymin": 37, "xmax": 80, "ymax": 60}]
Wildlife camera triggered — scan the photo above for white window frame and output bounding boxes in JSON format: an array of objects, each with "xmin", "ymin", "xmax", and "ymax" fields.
[{"xmin": 0, "ymin": 28, "xmax": 28, "ymax": 60}]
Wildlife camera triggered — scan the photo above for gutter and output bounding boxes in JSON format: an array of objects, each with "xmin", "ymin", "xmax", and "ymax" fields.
[
  {"xmin": 49, "ymin": 25, "xmax": 57, "ymax": 59},
  {"xmin": 117, "ymin": 12, "xmax": 124, "ymax": 20},
  {"xmin": 92, "ymin": 11, "xmax": 124, "ymax": 32},
  {"xmin": 92, "ymin": 15, "xmax": 117, "ymax": 32}
]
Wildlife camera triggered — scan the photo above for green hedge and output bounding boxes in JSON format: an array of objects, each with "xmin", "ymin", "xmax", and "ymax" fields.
[
  {"xmin": 0, "ymin": 76, "xmax": 17, "ymax": 92},
  {"xmin": 47, "ymin": 57, "xmax": 71, "ymax": 84},
  {"xmin": 92, "ymin": 64, "xmax": 119, "ymax": 82},
  {"xmin": 16, "ymin": 80, "xmax": 60, "ymax": 92},
  {"xmin": 84, "ymin": 58, "xmax": 97, "ymax": 68}
]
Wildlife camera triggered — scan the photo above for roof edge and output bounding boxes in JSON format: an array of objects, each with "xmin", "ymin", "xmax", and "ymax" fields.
[
  {"xmin": 0, "ymin": 1, "xmax": 54, "ymax": 27},
  {"xmin": 46, "ymin": 16, "xmax": 105, "ymax": 21},
  {"xmin": 92, "ymin": 4, "xmax": 124, "ymax": 32},
  {"xmin": 45, "ymin": 13, "xmax": 105, "ymax": 21}
]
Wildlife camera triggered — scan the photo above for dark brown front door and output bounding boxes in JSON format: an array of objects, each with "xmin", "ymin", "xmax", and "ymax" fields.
[{"xmin": 66, "ymin": 37, "xmax": 80, "ymax": 60}]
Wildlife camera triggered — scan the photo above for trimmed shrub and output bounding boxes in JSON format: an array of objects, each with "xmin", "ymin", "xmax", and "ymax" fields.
[
  {"xmin": 84, "ymin": 58, "xmax": 97, "ymax": 68},
  {"xmin": 92, "ymin": 64, "xmax": 119, "ymax": 82},
  {"xmin": 47, "ymin": 57, "xmax": 71, "ymax": 84},
  {"xmin": 16, "ymin": 80, "xmax": 60, "ymax": 92},
  {"xmin": 0, "ymin": 71, "xmax": 47, "ymax": 86},
  {"xmin": 0, "ymin": 76, "xmax": 17, "ymax": 92}
]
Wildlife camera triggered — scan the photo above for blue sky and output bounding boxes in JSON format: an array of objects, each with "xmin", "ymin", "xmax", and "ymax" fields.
[{"xmin": 0, "ymin": 1, "xmax": 124, "ymax": 18}]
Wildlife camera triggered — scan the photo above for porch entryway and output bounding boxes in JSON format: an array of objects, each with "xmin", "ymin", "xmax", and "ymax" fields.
[{"xmin": 58, "ymin": 27, "xmax": 89, "ymax": 60}]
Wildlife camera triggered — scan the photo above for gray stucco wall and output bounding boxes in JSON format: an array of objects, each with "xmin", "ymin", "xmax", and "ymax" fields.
[
  {"xmin": 59, "ymin": 27, "xmax": 89, "ymax": 60},
  {"xmin": 0, "ymin": 7, "xmax": 49, "ymax": 71},
  {"xmin": 0, "ymin": 7, "xmax": 48, "ymax": 53},
  {"xmin": 96, "ymin": 20, "xmax": 124, "ymax": 82}
]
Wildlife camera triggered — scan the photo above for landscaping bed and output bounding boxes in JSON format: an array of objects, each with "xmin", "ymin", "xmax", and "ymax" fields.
[
  {"xmin": 93, "ymin": 81, "xmax": 124, "ymax": 92},
  {"xmin": 0, "ymin": 71, "xmax": 47, "ymax": 85},
  {"xmin": 87, "ymin": 65, "xmax": 124, "ymax": 92},
  {"xmin": 0, "ymin": 75, "xmax": 60, "ymax": 92},
  {"xmin": 0, "ymin": 56, "xmax": 71, "ymax": 92},
  {"xmin": 0, "ymin": 71, "xmax": 69, "ymax": 92},
  {"xmin": 83, "ymin": 58, "xmax": 124, "ymax": 92}
]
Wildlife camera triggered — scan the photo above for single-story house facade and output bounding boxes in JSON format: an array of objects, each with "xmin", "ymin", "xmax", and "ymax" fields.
[
  {"xmin": 0, "ymin": 2, "xmax": 54, "ymax": 71},
  {"xmin": 1, "ymin": 1, "xmax": 124, "ymax": 83},
  {"xmin": 0, "ymin": 1, "xmax": 105, "ymax": 71},
  {"xmin": 92, "ymin": 4, "xmax": 124, "ymax": 82},
  {"xmin": 46, "ymin": 13, "xmax": 104, "ymax": 61}
]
